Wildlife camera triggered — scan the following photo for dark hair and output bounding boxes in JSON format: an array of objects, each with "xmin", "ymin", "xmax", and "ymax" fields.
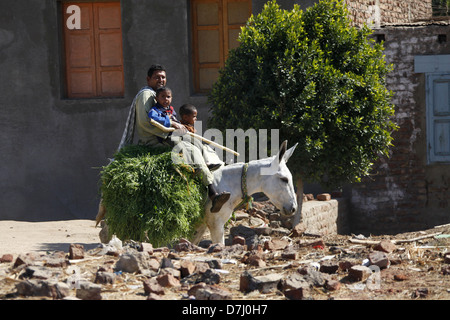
[
  {"xmin": 155, "ymin": 86, "xmax": 172, "ymax": 96},
  {"xmin": 147, "ymin": 64, "xmax": 166, "ymax": 78},
  {"xmin": 179, "ymin": 104, "xmax": 197, "ymax": 116}
]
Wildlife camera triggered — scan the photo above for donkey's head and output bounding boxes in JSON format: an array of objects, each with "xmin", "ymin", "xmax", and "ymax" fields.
[{"xmin": 260, "ymin": 140, "xmax": 298, "ymax": 216}]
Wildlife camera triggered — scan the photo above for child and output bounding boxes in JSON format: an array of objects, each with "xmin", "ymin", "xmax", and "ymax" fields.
[
  {"xmin": 148, "ymin": 86, "xmax": 183, "ymax": 129},
  {"xmin": 179, "ymin": 103, "xmax": 223, "ymax": 172},
  {"xmin": 179, "ymin": 103, "xmax": 198, "ymax": 133}
]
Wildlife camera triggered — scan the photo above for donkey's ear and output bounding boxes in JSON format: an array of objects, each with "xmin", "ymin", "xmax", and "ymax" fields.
[
  {"xmin": 283, "ymin": 142, "xmax": 298, "ymax": 163},
  {"xmin": 278, "ymin": 140, "xmax": 288, "ymax": 163}
]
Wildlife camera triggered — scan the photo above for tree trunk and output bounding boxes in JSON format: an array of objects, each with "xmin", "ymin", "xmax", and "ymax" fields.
[{"xmin": 292, "ymin": 176, "xmax": 304, "ymax": 227}]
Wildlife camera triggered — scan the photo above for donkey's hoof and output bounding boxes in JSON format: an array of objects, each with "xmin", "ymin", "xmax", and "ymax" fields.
[{"xmin": 210, "ymin": 192, "xmax": 231, "ymax": 213}]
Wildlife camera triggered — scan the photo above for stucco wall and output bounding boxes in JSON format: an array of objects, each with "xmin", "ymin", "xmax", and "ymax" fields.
[{"xmin": 0, "ymin": 0, "xmax": 193, "ymax": 221}]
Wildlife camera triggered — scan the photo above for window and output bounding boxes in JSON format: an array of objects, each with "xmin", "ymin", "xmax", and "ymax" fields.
[
  {"xmin": 191, "ymin": 0, "xmax": 251, "ymax": 93},
  {"xmin": 63, "ymin": 2, "xmax": 124, "ymax": 98},
  {"xmin": 426, "ymin": 73, "xmax": 450, "ymax": 163}
]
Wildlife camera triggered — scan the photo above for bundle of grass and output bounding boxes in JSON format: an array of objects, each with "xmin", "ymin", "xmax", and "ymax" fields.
[{"xmin": 100, "ymin": 144, "xmax": 207, "ymax": 247}]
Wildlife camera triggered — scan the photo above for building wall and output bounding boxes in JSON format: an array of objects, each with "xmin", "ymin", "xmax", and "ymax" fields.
[
  {"xmin": 345, "ymin": 0, "xmax": 432, "ymax": 27},
  {"xmin": 0, "ymin": 0, "xmax": 193, "ymax": 221},
  {"xmin": 350, "ymin": 23, "xmax": 450, "ymax": 235}
]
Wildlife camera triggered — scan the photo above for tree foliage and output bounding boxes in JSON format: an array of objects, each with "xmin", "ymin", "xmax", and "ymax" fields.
[{"xmin": 208, "ymin": 0, "xmax": 397, "ymax": 188}]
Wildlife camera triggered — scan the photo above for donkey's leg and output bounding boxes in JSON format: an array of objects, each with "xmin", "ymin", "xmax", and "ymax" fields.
[
  {"xmin": 191, "ymin": 223, "xmax": 208, "ymax": 245},
  {"xmin": 208, "ymin": 220, "xmax": 225, "ymax": 245}
]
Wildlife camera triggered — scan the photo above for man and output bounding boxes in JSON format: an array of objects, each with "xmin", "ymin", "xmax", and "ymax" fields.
[{"xmin": 120, "ymin": 64, "xmax": 230, "ymax": 213}]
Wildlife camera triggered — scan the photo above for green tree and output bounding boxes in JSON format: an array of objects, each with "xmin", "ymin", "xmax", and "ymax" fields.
[
  {"xmin": 208, "ymin": 0, "xmax": 397, "ymax": 218},
  {"xmin": 433, "ymin": 0, "xmax": 450, "ymax": 16}
]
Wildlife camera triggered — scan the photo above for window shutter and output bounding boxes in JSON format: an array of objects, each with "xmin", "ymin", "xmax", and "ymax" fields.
[
  {"xmin": 63, "ymin": 2, "xmax": 124, "ymax": 98},
  {"xmin": 64, "ymin": 3, "xmax": 97, "ymax": 98},
  {"xmin": 191, "ymin": 0, "xmax": 251, "ymax": 93},
  {"xmin": 94, "ymin": 3, "xmax": 124, "ymax": 97},
  {"xmin": 427, "ymin": 74, "xmax": 450, "ymax": 163}
]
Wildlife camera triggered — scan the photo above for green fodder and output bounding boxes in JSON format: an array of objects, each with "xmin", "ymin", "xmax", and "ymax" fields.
[{"xmin": 100, "ymin": 144, "xmax": 206, "ymax": 247}]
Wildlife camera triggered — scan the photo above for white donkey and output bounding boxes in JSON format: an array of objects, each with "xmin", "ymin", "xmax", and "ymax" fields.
[{"xmin": 192, "ymin": 140, "xmax": 298, "ymax": 245}]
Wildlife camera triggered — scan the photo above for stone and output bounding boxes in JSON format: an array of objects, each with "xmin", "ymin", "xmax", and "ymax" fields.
[
  {"xmin": 393, "ymin": 273, "xmax": 408, "ymax": 281},
  {"xmin": 147, "ymin": 258, "xmax": 161, "ymax": 271},
  {"xmin": 325, "ymin": 279, "xmax": 341, "ymax": 291},
  {"xmin": 69, "ymin": 244, "xmax": 85, "ymax": 260},
  {"xmin": 20, "ymin": 266, "xmax": 58, "ymax": 280},
  {"xmin": 317, "ymin": 193, "xmax": 331, "ymax": 201},
  {"xmin": 180, "ymin": 260, "xmax": 196, "ymax": 278},
  {"xmin": 156, "ymin": 273, "xmax": 181, "ymax": 288},
  {"xmin": 143, "ymin": 278, "xmax": 165, "ymax": 295},
  {"xmin": 200, "ymin": 269, "xmax": 221, "ymax": 285},
  {"xmin": 1, "ymin": 254, "xmax": 13, "ymax": 263},
  {"xmin": 412, "ymin": 288, "xmax": 428, "ymax": 298},
  {"xmin": 13, "ymin": 253, "xmax": 38, "ymax": 269},
  {"xmin": 349, "ymin": 265, "xmax": 372, "ymax": 282},
  {"xmin": 161, "ymin": 257, "xmax": 174, "ymax": 269},
  {"xmin": 114, "ymin": 251, "xmax": 150, "ymax": 273},
  {"xmin": 284, "ymin": 288, "xmax": 308, "ymax": 300},
  {"xmin": 254, "ymin": 226, "xmax": 272, "ymax": 236},
  {"xmin": 441, "ymin": 265, "xmax": 450, "ymax": 275},
  {"xmin": 319, "ymin": 260, "xmax": 339, "ymax": 274},
  {"xmin": 94, "ymin": 271, "xmax": 116, "ymax": 285},
  {"xmin": 159, "ymin": 267, "xmax": 181, "ymax": 279},
  {"xmin": 206, "ymin": 259, "xmax": 222, "ymax": 269},
  {"xmin": 374, "ymin": 240, "xmax": 397, "ymax": 253},
  {"xmin": 264, "ymin": 239, "xmax": 289, "ymax": 251},
  {"xmin": 188, "ymin": 283, "xmax": 232, "ymax": 300},
  {"xmin": 339, "ymin": 259, "xmax": 358, "ymax": 271},
  {"xmin": 291, "ymin": 222, "xmax": 306, "ymax": 237},
  {"xmin": 368, "ymin": 251, "xmax": 390, "ymax": 269},
  {"xmin": 281, "ymin": 249, "xmax": 298, "ymax": 260},
  {"xmin": 207, "ymin": 243, "xmax": 225, "ymax": 253},
  {"xmin": 76, "ymin": 281, "xmax": 102, "ymax": 300},
  {"xmin": 240, "ymin": 271, "xmax": 283, "ymax": 293},
  {"xmin": 230, "ymin": 225, "xmax": 259, "ymax": 248},
  {"xmin": 147, "ymin": 293, "xmax": 162, "ymax": 300},
  {"xmin": 244, "ymin": 250, "xmax": 266, "ymax": 267},
  {"xmin": 300, "ymin": 266, "xmax": 330, "ymax": 287},
  {"xmin": 279, "ymin": 273, "xmax": 309, "ymax": 292},
  {"xmin": 44, "ymin": 256, "xmax": 68, "ymax": 268},
  {"xmin": 139, "ymin": 242, "xmax": 154, "ymax": 255},
  {"xmin": 444, "ymin": 252, "xmax": 450, "ymax": 264},
  {"xmin": 305, "ymin": 193, "xmax": 315, "ymax": 201},
  {"xmin": 232, "ymin": 236, "xmax": 246, "ymax": 246},
  {"xmin": 16, "ymin": 280, "xmax": 70, "ymax": 299}
]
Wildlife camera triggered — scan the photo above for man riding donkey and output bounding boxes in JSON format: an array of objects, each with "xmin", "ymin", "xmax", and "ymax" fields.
[{"xmin": 96, "ymin": 65, "xmax": 231, "ymax": 225}]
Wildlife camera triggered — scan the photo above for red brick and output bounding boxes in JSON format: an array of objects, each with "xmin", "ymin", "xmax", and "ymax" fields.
[
  {"xmin": 0, "ymin": 254, "xmax": 13, "ymax": 263},
  {"xmin": 373, "ymin": 240, "xmax": 397, "ymax": 253},
  {"xmin": 317, "ymin": 193, "xmax": 331, "ymax": 201}
]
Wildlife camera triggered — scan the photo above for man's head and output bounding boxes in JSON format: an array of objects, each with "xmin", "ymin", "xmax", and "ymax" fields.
[
  {"xmin": 179, "ymin": 104, "xmax": 198, "ymax": 126},
  {"xmin": 147, "ymin": 64, "xmax": 167, "ymax": 90}
]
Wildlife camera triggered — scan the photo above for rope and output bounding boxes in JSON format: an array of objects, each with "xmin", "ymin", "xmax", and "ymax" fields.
[{"xmin": 234, "ymin": 163, "xmax": 253, "ymax": 212}]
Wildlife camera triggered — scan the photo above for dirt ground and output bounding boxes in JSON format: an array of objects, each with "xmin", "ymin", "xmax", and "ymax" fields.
[
  {"xmin": 0, "ymin": 219, "xmax": 101, "ymax": 255},
  {"xmin": 0, "ymin": 202, "xmax": 450, "ymax": 301}
]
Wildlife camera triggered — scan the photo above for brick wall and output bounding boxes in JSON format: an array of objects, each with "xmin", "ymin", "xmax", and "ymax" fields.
[
  {"xmin": 301, "ymin": 199, "xmax": 350, "ymax": 235},
  {"xmin": 350, "ymin": 22, "xmax": 450, "ymax": 235},
  {"xmin": 344, "ymin": 0, "xmax": 433, "ymax": 27}
]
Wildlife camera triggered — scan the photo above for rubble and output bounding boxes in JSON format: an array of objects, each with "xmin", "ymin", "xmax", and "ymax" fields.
[{"xmin": 0, "ymin": 200, "xmax": 450, "ymax": 300}]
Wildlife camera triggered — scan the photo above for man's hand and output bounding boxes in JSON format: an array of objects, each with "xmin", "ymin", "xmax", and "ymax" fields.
[{"xmin": 171, "ymin": 122, "xmax": 187, "ymax": 136}]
